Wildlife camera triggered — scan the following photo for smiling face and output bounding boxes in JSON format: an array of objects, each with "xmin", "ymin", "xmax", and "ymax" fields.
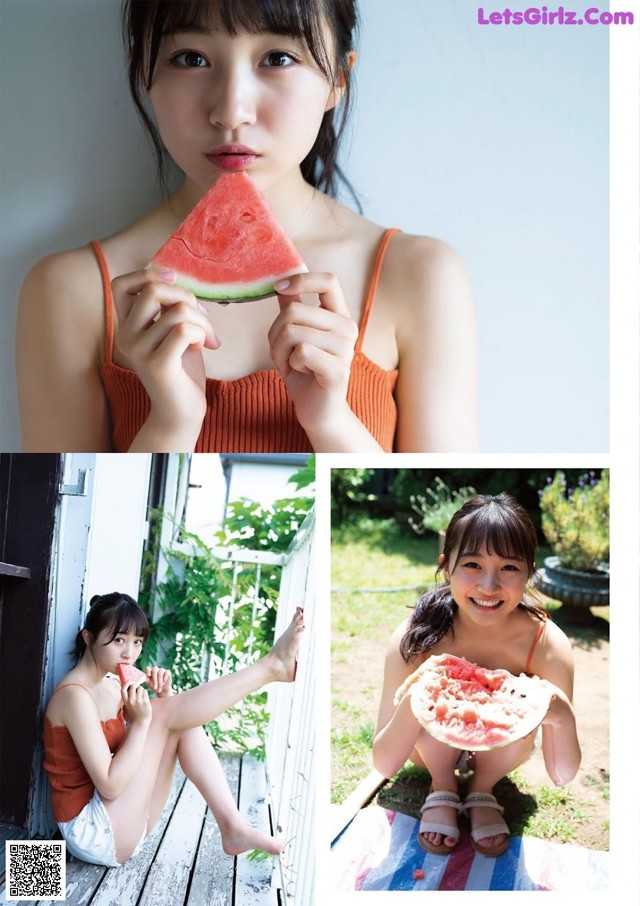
[
  {"xmin": 443, "ymin": 543, "xmax": 530, "ymax": 625},
  {"xmin": 147, "ymin": 21, "xmax": 341, "ymax": 195}
]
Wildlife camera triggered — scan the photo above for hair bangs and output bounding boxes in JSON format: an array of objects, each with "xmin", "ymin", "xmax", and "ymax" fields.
[
  {"xmin": 446, "ymin": 494, "xmax": 537, "ymax": 576},
  {"xmin": 143, "ymin": 0, "xmax": 333, "ymax": 81},
  {"xmin": 103, "ymin": 600, "xmax": 149, "ymax": 644},
  {"xmin": 457, "ymin": 510, "xmax": 529, "ymax": 564}
]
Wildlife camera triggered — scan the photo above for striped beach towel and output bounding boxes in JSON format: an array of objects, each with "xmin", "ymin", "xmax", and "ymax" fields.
[{"xmin": 331, "ymin": 806, "xmax": 608, "ymax": 891}]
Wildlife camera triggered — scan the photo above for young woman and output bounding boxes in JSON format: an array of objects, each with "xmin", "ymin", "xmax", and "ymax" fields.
[
  {"xmin": 373, "ymin": 494, "xmax": 581, "ymax": 857},
  {"xmin": 43, "ymin": 592, "xmax": 304, "ymax": 866},
  {"xmin": 17, "ymin": 0, "xmax": 477, "ymax": 453}
]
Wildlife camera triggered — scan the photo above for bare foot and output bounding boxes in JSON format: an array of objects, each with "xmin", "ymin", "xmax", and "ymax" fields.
[
  {"xmin": 220, "ymin": 821, "xmax": 284, "ymax": 856},
  {"xmin": 466, "ymin": 794, "xmax": 508, "ymax": 850},
  {"xmin": 266, "ymin": 607, "xmax": 305, "ymax": 683},
  {"xmin": 420, "ymin": 800, "xmax": 459, "ymax": 850}
]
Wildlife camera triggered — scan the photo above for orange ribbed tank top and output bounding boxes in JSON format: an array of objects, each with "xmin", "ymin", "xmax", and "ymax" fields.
[
  {"xmin": 43, "ymin": 684, "xmax": 127, "ymax": 823},
  {"xmin": 94, "ymin": 228, "xmax": 400, "ymax": 452}
]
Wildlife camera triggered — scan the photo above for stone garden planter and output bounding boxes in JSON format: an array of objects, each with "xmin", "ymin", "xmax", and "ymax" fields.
[{"xmin": 534, "ymin": 555, "xmax": 610, "ymax": 610}]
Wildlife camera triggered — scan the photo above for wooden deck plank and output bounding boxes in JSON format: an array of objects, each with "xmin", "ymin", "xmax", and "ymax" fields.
[
  {"xmin": 2, "ymin": 768, "xmax": 186, "ymax": 906},
  {"xmin": 235, "ymin": 756, "xmax": 278, "ymax": 906},
  {"xmin": 87, "ymin": 768, "xmax": 188, "ymax": 906},
  {"xmin": 0, "ymin": 754, "xmax": 280, "ymax": 906},
  {"xmin": 137, "ymin": 777, "xmax": 207, "ymax": 906},
  {"xmin": 186, "ymin": 755, "xmax": 239, "ymax": 906}
]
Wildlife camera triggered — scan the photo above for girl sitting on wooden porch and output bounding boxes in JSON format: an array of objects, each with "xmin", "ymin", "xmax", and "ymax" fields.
[{"xmin": 43, "ymin": 592, "xmax": 303, "ymax": 867}]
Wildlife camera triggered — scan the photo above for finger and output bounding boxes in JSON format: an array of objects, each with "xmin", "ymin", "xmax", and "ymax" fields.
[
  {"xmin": 270, "ymin": 324, "xmax": 354, "ymax": 378},
  {"xmin": 111, "ymin": 269, "xmax": 179, "ymax": 321},
  {"xmin": 148, "ymin": 321, "xmax": 210, "ymax": 366},
  {"xmin": 119, "ymin": 292, "xmax": 220, "ymax": 353},
  {"xmin": 274, "ymin": 272, "xmax": 350, "ymax": 316},
  {"xmin": 287, "ymin": 343, "xmax": 351, "ymax": 387}
]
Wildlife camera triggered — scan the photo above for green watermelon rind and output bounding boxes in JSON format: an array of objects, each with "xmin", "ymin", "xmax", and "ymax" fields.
[
  {"xmin": 408, "ymin": 654, "xmax": 550, "ymax": 751},
  {"xmin": 144, "ymin": 263, "xmax": 308, "ymax": 303}
]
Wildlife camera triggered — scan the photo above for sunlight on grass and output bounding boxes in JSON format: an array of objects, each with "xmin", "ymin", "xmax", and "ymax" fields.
[{"xmin": 331, "ymin": 518, "xmax": 440, "ymax": 802}]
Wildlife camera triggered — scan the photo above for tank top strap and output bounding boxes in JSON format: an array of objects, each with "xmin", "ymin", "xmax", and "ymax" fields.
[
  {"xmin": 524, "ymin": 613, "xmax": 548, "ymax": 675},
  {"xmin": 89, "ymin": 240, "xmax": 115, "ymax": 364},
  {"xmin": 48, "ymin": 683, "xmax": 99, "ymax": 706},
  {"xmin": 355, "ymin": 228, "xmax": 401, "ymax": 353}
]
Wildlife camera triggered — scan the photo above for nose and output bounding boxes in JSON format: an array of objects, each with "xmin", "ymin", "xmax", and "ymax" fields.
[
  {"xmin": 208, "ymin": 65, "xmax": 256, "ymax": 131},
  {"xmin": 477, "ymin": 569, "xmax": 501, "ymax": 592}
]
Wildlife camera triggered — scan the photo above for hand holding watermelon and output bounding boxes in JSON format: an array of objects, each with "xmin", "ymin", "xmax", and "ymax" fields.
[
  {"xmin": 268, "ymin": 271, "xmax": 360, "ymax": 440},
  {"xmin": 117, "ymin": 665, "xmax": 152, "ymax": 723},
  {"xmin": 110, "ymin": 269, "xmax": 220, "ymax": 447}
]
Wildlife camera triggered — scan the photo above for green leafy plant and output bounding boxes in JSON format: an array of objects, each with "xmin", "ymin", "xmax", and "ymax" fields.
[
  {"xmin": 138, "ymin": 459, "xmax": 314, "ymax": 756},
  {"xmin": 538, "ymin": 470, "xmax": 609, "ymax": 571},
  {"xmin": 409, "ymin": 477, "xmax": 476, "ymax": 535}
]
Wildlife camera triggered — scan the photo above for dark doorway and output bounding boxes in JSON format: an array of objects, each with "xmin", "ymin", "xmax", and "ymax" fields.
[{"xmin": 0, "ymin": 454, "xmax": 60, "ymax": 828}]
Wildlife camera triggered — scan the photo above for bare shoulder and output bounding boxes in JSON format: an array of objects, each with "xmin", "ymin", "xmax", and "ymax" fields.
[
  {"xmin": 541, "ymin": 617, "xmax": 574, "ymax": 661},
  {"xmin": 45, "ymin": 678, "xmax": 96, "ymax": 726},
  {"xmin": 381, "ymin": 232, "xmax": 473, "ymax": 320},
  {"xmin": 20, "ymin": 244, "xmax": 104, "ymax": 343},
  {"xmin": 530, "ymin": 616, "xmax": 575, "ymax": 695}
]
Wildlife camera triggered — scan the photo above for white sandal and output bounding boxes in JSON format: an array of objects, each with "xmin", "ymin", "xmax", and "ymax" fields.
[
  {"xmin": 417, "ymin": 790, "xmax": 462, "ymax": 854},
  {"xmin": 462, "ymin": 792, "xmax": 510, "ymax": 857}
]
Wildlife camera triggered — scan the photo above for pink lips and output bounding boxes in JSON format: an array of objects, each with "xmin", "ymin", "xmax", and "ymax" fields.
[{"xmin": 207, "ymin": 145, "xmax": 258, "ymax": 171}]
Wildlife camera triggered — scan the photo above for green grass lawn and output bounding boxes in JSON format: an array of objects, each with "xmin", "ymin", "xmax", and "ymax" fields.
[{"xmin": 331, "ymin": 518, "xmax": 440, "ymax": 802}]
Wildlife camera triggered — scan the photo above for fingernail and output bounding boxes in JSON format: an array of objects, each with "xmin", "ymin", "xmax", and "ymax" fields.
[
  {"xmin": 159, "ymin": 270, "xmax": 176, "ymax": 282},
  {"xmin": 198, "ymin": 302, "xmax": 208, "ymax": 314},
  {"xmin": 275, "ymin": 279, "xmax": 290, "ymax": 291}
]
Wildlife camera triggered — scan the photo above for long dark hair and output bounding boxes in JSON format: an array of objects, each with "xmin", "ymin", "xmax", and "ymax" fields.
[
  {"xmin": 400, "ymin": 493, "xmax": 547, "ymax": 663},
  {"xmin": 122, "ymin": 0, "xmax": 360, "ymax": 204},
  {"xmin": 70, "ymin": 592, "xmax": 149, "ymax": 663}
]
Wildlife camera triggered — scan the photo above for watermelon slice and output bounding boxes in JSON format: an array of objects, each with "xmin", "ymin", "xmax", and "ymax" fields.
[
  {"xmin": 117, "ymin": 663, "xmax": 148, "ymax": 686},
  {"xmin": 395, "ymin": 654, "xmax": 551, "ymax": 751},
  {"xmin": 147, "ymin": 172, "xmax": 307, "ymax": 302}
]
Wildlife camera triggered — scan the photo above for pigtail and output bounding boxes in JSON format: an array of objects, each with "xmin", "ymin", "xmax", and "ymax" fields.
[{"xmin": 399, "ymin": 585, "xmax": 457, "ymax": 663}]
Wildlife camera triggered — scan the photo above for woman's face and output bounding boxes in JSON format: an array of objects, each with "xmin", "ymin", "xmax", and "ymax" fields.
[
  {"xmin": 443, "ymin": 542, "xmax": 531, "ymax": 626},
  {"xmin": 87, "ymin": 626, "xmax": 145, "ymax": 673},
  {"xmin": 147, "ymin": 22, "xmax": 340, "ymax": 194}
]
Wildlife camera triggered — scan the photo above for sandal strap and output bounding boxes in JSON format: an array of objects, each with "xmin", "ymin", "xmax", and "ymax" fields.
[
  {"xmin": 420, "ymin": 791, "xmax": 462, "ymax": 815},
  {"xmin": 462, "ymin": 793, "xmax": 504, "ymax": 815},
  {"xmin": 470, "ymin": 822, "xmax": 509, "ymax": 843},
  {"xmin": 420, "ymin": 819, "xmax": 461, "ymax": 841}
]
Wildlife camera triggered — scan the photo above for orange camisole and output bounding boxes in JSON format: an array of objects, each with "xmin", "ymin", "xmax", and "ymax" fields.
[
  {"xmin": 93, "ymin": 228, "xmax": 400, "ymax": 453},
  {"xmin": 42, "ymin": 684, "xmax": 127, "ymax": 823}
]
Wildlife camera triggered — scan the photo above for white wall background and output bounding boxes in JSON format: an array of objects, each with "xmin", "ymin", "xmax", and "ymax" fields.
[{"xmin": 0, "ymin": 0, "xmax": 608, "ymax": 452}]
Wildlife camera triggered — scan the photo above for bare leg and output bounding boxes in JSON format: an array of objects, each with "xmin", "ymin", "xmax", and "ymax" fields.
[
  {"xmin": 465, "ymin": 731, "xmax": 536, "ymax": 849},
  {"xmin": 152, "ymin": 606, "xmax": 304, "ymax": 734},
  {"xmin": 413, "ymin": 732, "xmax": 461, "ymax": 850},
  {"xmin": 103, "ymin": 608, "xmax": 304, "ymax": 862},
  {"xmin": 177, "ymin": 726, "xmax": 283, "ymax": 855}
]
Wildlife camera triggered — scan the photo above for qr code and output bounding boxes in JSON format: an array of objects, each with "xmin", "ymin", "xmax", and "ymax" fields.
[{"xmin": 5, "ymin": 841, "xmax": 66, "ymax": 901}]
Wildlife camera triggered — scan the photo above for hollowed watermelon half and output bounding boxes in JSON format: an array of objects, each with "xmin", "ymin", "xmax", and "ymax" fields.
[
  {"xmin": 396, "ymin": 653, "xmax": 551, "ymax": 751},
  {"xmin": 147, "ymin": 172, "xmax": 307, "ymax": 302},
  {"xmin": 117, "ymin": 663, "xmax": 148, "ymax": 685}
]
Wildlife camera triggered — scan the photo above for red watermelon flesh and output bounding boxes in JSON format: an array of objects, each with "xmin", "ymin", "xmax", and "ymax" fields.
[
  {"xmin": 117, "ymin": 663, "xmax": 148, "ymax": 686},
  {"xmin": 147, "ymin": 172, "xmax": 307, "ymax": 302},
  {"xmin": 395, "ymin": 654, "xmax": 550, "ymax": 751}
]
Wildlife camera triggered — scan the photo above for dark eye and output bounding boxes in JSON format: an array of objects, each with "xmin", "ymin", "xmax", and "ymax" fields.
[
  {"xmin": 172, "ymin": 50, "xmax": 208, "ymax": 69},
  {"xmin": 263, "ymin": 50, "xmax": 296, "ymax": 68}
]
